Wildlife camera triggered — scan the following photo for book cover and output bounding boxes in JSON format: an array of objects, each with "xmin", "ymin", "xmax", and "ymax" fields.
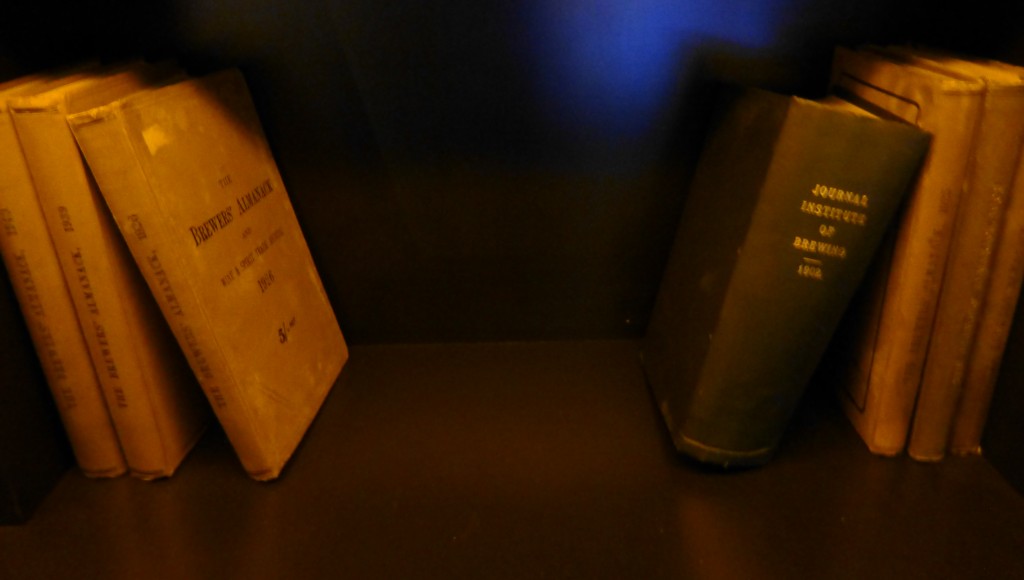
[
  {"xmin": 0, "ymin": 71, "xmax": 126, "ymax": 478},
  {"xmin": 68, "ymin": 69, "xmax": 348, "ymax": 481},
  {"xmin": 10, "ymin": 64, "xmax": 209, "ymax": 480},
  {"xmin": 877, "ymin": 50, "xmax": 1024, "ymax": 461},
  {"xmin": 641, "ymin": 87, "xmax": 929, "ymax": 467},
  {"xmin": 827, "ymin": 47, "xmax": 985, "ymax": 456}
]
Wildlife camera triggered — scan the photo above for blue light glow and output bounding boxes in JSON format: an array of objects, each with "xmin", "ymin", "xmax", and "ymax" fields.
[{"xmin": 527, "ymin": 0, "xmax": 791, "ymax": 141}]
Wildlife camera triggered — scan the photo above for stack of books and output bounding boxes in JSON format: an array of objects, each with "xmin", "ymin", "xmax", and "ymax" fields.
[
  {"xmin": 0, "ymin": 62, "xmax": 347, "ymax": 483},
  {"xmin": 640, "ymin": 45, "xmax": 1024, "ymax": 466},
  {"xmin": 828, "ymin": 46, "xmax": 1024, "ymax": 462}
]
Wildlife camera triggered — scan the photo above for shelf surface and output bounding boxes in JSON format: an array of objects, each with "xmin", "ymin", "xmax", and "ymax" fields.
[{"xmin": 2, "ymin": 340, "xmax": 1023, "ymax": 579}]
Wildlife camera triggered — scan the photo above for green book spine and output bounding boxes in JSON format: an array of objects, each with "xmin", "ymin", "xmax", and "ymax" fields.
[{"xmin": 642, "ymin": 87, "xmax": 930, "ymax": 467}]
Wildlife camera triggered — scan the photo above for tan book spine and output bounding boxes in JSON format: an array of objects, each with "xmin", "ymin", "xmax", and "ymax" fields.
[
  {"xmin": 829, "ymin": 47, "xmax": 985, "ymax": 455},
  {"xmin": 0, "ymin": 87, "xmax": 125, "ymax": 478},
  {"xmin": 10, "ymin": 76, "xmax": 207, "ymax": 479},
  {"xmin": 900, "ymin": 59, "xmax": 1024, "ymax": 461},
  {"xmin": 67, "ymin": 72, "xmax": 346, "ymax": 480}
]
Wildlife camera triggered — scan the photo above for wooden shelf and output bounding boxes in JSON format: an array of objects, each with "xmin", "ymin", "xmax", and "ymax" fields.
[
  {"xmin": 3, "ymin": 340, "xmax": 1022, "ymax": 578},
  {"xmin": 3, "ymin": 3, "xmax": 1024, "ymax": 576}
]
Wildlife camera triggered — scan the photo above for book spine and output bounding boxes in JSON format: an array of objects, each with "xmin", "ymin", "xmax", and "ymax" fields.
[
  {"xmin": 951, "ymin": 150, "xmax": 1024, "ymax": 454},
  {"xmin": 68, "ymin": 106, "xmax": 274, "ymax": 479},
  {"xmin": 0, "ymin": 110, "xmax": 126, "ymax": 478},
  {"xmin": 858, "ymin": 110, "xmax": 976, "ymax": 453},
  {"xmin": 687, "ymin": 101, "xmax": 925, "ymax": 464},
  {"xmin": 909, "ymin": 85, "xmax": 1024, "ymax": 461},
  {"xmin": 10, "ymin": 107, "xmax": 169, "ymax": 479}
]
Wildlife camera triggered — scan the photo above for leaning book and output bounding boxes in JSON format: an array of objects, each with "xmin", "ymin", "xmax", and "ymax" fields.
[
  {"xmin": 641, "ymin": 87, "xmax": 929, "ymax": 467},
  {"xmin": 68, "ymin": 69, "xmax": 348, "ymax": 481}
]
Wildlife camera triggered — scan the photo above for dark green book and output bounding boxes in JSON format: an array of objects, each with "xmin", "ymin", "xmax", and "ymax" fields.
[{"xmin": 641, "ymin": 87, "xmax": 930, "ymax": 467}]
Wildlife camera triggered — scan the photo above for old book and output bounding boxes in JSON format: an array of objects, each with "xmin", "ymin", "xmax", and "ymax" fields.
[
  {"xmin": 67, "ymin": 69, "xmax": 348, "ymax": 481},
  {"xmin": 953, "ymin": 60, "xmax": 1024, "ymax": 455},
  {"xmin": 640, "ymin": 87, "xmax": 929, "ymax": 467},
  {"xmin": 876, "ymin": 51, "xmax": 1024, "ymax": 461},
  {"xmin": 0, "ymin": 72, "xmax": 126, "ymax": 477},
  {"xmin": 827, "ymin": 47, "xmax": 985, "ymax": 456},
  {"xmin": 9, "ymin": 64, "xmax": 210, "ymax": 480}
]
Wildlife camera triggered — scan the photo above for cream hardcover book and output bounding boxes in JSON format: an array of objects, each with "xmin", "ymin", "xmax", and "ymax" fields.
[{"xmin": 68, "ymin": 69, "xmax": 348, "ymax": 480}]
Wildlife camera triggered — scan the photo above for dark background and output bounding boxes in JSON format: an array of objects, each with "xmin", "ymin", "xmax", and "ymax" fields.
[{"xmin": 4, "ymin": 0, "xmax": 1024, "ymax": 343}]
